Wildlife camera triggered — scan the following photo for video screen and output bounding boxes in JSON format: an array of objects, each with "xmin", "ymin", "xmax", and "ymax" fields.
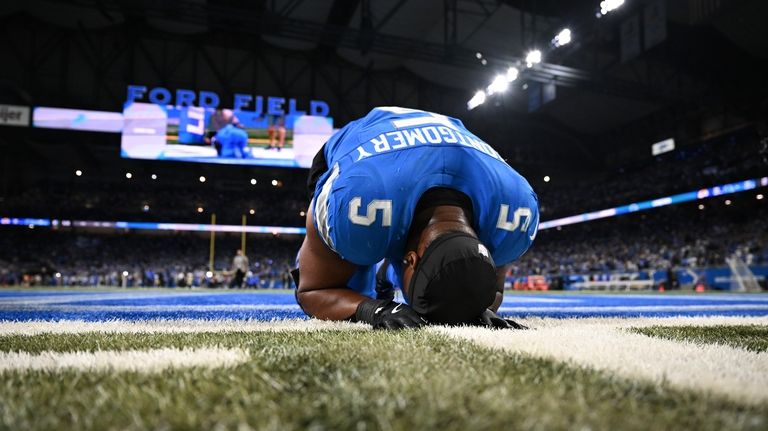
[
  {"xmin": 33, "ymin": 107, "xmax": 124, "ymax": 132},
  {"xmin": 120, "ymin": 102, "xmax": 333, "ymax": 168}
]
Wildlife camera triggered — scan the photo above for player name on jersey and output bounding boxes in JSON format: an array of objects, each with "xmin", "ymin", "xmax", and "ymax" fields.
[{"xmin": 354, "ymin": 124, "xmax": 505, "ymax": 163}]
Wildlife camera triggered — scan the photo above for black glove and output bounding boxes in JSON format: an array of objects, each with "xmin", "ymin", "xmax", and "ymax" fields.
[
  {"xmin": 355, "ymin": 299, "xmax": 426, "ymax": 330},
  {"xmin": 474, "ymin": 309, "xmax": 529, "ymax": 330}
]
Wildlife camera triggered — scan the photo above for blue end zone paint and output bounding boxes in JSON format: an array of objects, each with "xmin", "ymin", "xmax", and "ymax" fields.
[{"xmin": 0, "ymin": 290, "xmax": 766, "ymax": 321}]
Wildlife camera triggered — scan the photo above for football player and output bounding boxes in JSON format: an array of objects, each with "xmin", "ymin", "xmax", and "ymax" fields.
[{"xmin": 294, "ymin": 107, "xmax": 538, "ymax": 329}]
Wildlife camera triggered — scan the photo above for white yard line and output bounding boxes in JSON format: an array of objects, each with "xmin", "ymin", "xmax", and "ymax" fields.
[
  {"xmin": 0, "ymin": 318, "xmax": 368, "ymax": 335},
  {"xmin": 2, "ymin": 316, "xmax": 767, "ymax": 404},
  {"xmin": 0, "ymin": 347, "xmax": 249, "ymax": 373},
  {"xmin": 434, "ymin": 316, "xmax": 768, "ymax": 405}
]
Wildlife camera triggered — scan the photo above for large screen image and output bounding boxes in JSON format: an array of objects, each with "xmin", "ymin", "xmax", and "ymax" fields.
[{"xmin": 120, "ymin": 102, "xmax": 333, "ymax": 168}]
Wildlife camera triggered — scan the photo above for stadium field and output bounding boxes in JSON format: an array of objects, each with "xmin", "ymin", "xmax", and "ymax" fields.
[{"xmin": 0, "ymin": 289, "xmax": 766, "ymax": 430}]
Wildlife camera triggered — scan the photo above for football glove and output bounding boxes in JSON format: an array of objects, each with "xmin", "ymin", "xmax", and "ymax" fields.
[
  {"xmin": 355, "ymin": 299, "xmax": 426, "ymax": 330},
  {"xmin": 474, "ymin": 309, "xmax": 529, "ymax": 330}
]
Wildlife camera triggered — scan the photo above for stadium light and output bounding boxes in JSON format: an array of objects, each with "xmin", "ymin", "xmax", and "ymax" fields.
[
  {"xmin": 506, "ymin": 67, "xmax": 519, "ymax": 82},
  {"xmin": 544, "ymin": 175, "xmax": 551, "ymax": 183},
  {"xmin": 599, "ymin": 0, "xmax": 624, "ymax": 16},
  {"xmin": 249, "ymin": 209, "xmax": 255, "ymax": 215},
  {"xmin": 480, "ymin": 58, "xmax": 487, "ymax": 66},
  {"xmin": 552, "ymin": 28, "xmax": 572, "ymax": 47},
  {"xmin": 725, "ymin": 199, "xmax": 732, "ymax": 206},
  {"xmin": 122, "ymin": 271, "xmax": 129, "ymax": 277},
  {"xmin": 151, "ymin": 174, "xmax": 157, "ymax": 180},
  {"xmin": 199, "ymin": 176, "xmax": 206, "ymax": 183},
  {"xmin": 75, "ymin": 169, "xmax": 82, "ymax": 177},
  {"xmin": 525, "ymin": 50, "xmax": 542, "ymax": 67},
  {"xmin": 467, "ymin": 90, "xmax": 486, "ymax": 110},
  {"xmin": 197, "ymin": 206, "xmax": 204, "ymax": 213},
  {"xmin": 300, "ymin": 211, "xmax": 306, "ymax": 217},
  {"xmin": 206, "ymin": 271, "xmax": 213, "ymax": 278},
  {"xmin": 142, "ymin": 204, "xmax": 150, "ymax": 212},
  {"xmin": 125, "ymin": 172, "xmax": 132, "ymax": 179},
  {"xmin": 757, "ymin": 194, "xmax": 764, "ymax": 200},
  {"xmin": 250, "ymin": 178, "xmax": 257, "ymax": 185},
  {"xmin": 487, "ymin": 75, "xmax": 509, "ymax": 95},
  {"xmin": 698, "ymin": 204, "xmax": 705, "ymax": 210},
  {"xmin": 55, "ymin": 272, "xmax": 61, "ymax": 278},
  {"xmin": 475, "ymin": 52, "xmax": 483, "ymax": 59}
]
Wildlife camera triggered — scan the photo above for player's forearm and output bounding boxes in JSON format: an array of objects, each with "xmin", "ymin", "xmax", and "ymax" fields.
[{"xmin": 296, "ymin": 287, "xmax": 368, "ymax": 321}]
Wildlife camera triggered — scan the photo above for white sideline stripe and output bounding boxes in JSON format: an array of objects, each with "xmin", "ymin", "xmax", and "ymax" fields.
[
  {"xmin": 521, "ymin": 315, "xmax": 768, "ymax": 328},
  {"xmin": 434, "ymin": 316, "xmax": 768, "ymax": 405},
  {"xmin": 0, "ymin": 319, "xmax": 369, "ymax": 335},
  {"xmin": 0, "ymin": 347, "xmax": 249, "ymax": 373},
  {"xmin": 497, "ymin": 304, "xmax": 768, "ymax": 313},
  {"xmin": 0, "ymin": 316, "xmax": 765, "ymax": 336}
]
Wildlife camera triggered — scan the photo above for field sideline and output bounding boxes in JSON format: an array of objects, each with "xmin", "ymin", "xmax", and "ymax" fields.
[{"xmin": 1, "ymin": 288, "xmax": 767, "ymax": 430}]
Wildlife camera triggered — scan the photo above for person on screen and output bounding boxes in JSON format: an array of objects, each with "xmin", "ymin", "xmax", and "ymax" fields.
[
  {"xmin": 292, "ymin": 107, "xmax": 538, "ymax": 330},
  {"xmin": 267, "ymin": 116, "xmax": 287, "ymax": 151},
  {"xmin": 215, "ymin": 123, "xmax": 252, "ymax": 159},
  {"xmin": 206, "ymin": 109, "xmax": 244, "ymax": 156}
]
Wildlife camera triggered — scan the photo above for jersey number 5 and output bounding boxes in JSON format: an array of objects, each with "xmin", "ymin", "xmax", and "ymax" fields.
[
  {"xmin": 497, "ymin": 204, "xmax": 536, "ymax": 237},
  {"xmin": 349, "ymin": 197, "xmax": 393, "ymax": 227}
]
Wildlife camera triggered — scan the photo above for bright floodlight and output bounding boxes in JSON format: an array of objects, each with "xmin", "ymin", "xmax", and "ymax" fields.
[
  {"xmin": 757, "ymin": 194, "xmax": 764, "ymax": 200},
  {"xmin": 467, "ymin": 90, "xmax": 486, "ymax": 110},
  {"xmin": 197, "ymin": 206, "xmax": 204, "ymax": 213},
  {"xmin": 206, "ymin": 271, "xmax": 213, "ymax": 278},
  {"xmin": 553, "ymin": 28, "xmax": 571, "ymax": 47},
  {"xmin": 475, "ymin": 52, "xmax": 483, "ymax": 59},
  {"xmin": 525, "ymin": 49, "xmax": 542, "ymax": 67},
  {"xmin": 250, "ymin": 178, "xmax": 257, "ymax": 185},
  {"xmin": 271, "ymin": 179, "xmax": 279, "ymax": 186},
  {"xmin": 725, "ymin": 199, "xmax": 732, "ymax": 206},
  {"xmin": 249, "ymin": 208, "xmax": 255, "ymax": 215},
  {"xmin": 506, "ymin": 67, "xmax": 519, "ymax": 82},
  {"xmin": 151, "ymin": 174, "xmax": 157, "ymax": 180},
  {"xmin": 487, "ymin": 75, "xmax": 509, "ymax": 95},
  {"xmin": 125, "ymin": 172, "xmax": 132, "ymax": 179},
  {"xmin": 199, "ymin": 176, "xmax": 206, "ymax": 183},
  {"xmin": 543, "ymin": 175, "xmax": 551, "ymax": 183},
  {"xmin": 75, "ymin": 169, "xmax": 82, "ymax": 177},
  {"xmin": 698, "ymin": 204, "xmax": 705, "ymax": 210},
  {"xmin": 599, "ymin": 0, "xmax": 625, "ymax": 15}
]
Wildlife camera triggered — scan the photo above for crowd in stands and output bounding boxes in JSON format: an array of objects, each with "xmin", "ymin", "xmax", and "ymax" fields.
[
  {"xmin": 513, "ymin": 201, "xmax": 768, "ymax": 279},
  {"xmin": 1, "ymin": 127, "xmax": 766, "ymax": 289},
  {"xmin": 1, "ymin": 197, "xmax": 765, "ymax": 289},
  {"xmin": 536, "ymin": 129, "xmax": 766, "ymax": 218},
  {"xmin": 0, "ymin": 229, "xmax": 302, "ymax": 289}
]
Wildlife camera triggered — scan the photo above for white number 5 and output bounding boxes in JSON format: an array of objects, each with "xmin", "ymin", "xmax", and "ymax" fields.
[
  {"xmin": 349, "ymin": 197, "xmax": 393, "ymax": 227},
  {"xmin": 497, "ymin": 205, "xmax": 533, "ymax": 233}
]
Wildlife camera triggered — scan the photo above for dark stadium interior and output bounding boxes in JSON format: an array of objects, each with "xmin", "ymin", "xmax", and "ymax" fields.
[{"xmin": 1, "ymin": 0, "xmax": 767, "ymax": 289}]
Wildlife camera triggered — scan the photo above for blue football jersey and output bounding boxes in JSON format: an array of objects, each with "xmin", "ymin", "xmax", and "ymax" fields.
[{"xmin": 311, "ymin": 107, "xmax": 539, "ymax": 295}]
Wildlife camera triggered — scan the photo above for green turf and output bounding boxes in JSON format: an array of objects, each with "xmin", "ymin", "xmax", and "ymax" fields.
[
  {"xmin": 1, "ymin": 330, "xmax": 766, "ymax": 431},
  {"xmin": 632, "ymin": 325, "xmax": 768, "ymax": 353}
]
